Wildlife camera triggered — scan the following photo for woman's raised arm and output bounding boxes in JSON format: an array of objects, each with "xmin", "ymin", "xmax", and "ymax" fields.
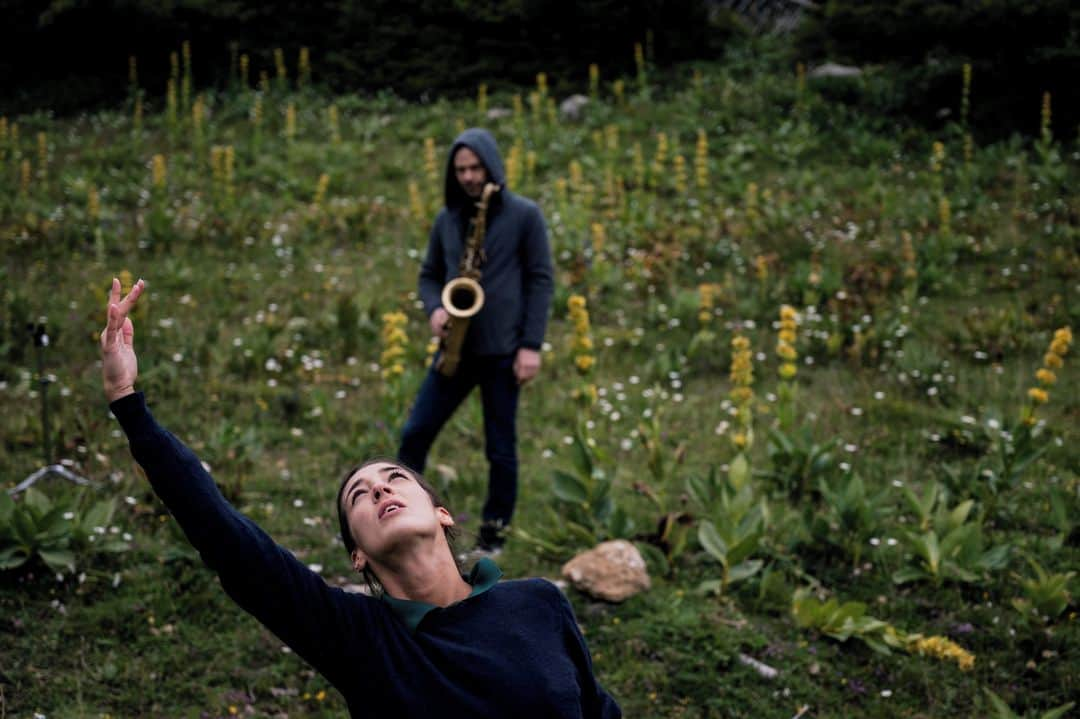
[{"xmin": 99, "ymin": 278, "xmax": 376, "ymax": 688}]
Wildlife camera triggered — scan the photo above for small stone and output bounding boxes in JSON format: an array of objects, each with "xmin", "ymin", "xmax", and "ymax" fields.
[
  {"xmin": 808, "ymin": 63, "xmax": 863, "ymax": 79},
  {"xmin": 559, "ymin": 94, "xmax": 590, "ymax": 121},
  {"xmin": 561, "ymin": 540, "xmax": 650, "ymax": 602}
]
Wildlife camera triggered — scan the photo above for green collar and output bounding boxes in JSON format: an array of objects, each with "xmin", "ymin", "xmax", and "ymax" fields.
[{"xmin": 381, "ymin": 558, "xmax": 502, "ymax": 633}]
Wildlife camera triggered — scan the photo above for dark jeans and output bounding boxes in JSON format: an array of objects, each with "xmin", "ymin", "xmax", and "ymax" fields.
[{"xmin": 398, "ymin": 353, "xmax": 520, "ymax": 528}]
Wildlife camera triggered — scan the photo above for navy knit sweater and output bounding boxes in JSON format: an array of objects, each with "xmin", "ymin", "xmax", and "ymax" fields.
[{"xmin": 112, "ymin": 392, "xmax": 620, "ymax": 718}]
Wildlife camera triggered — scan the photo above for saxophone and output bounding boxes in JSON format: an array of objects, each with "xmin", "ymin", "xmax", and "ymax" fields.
[{"xmin": 435, "ymin": 182, "xmax": 500, "ymax": 376}]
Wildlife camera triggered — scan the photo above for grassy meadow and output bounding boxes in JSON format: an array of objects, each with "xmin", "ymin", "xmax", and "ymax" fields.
[{"xmin": 1, "ymin": 40, "xmax": 1078, "ymax": 718}]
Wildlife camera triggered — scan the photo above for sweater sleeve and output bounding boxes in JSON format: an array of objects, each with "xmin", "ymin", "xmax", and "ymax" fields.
[
  {"xmin": 419, "ymin": 210, "xmax": 448, "ymax": 317},
  {"xmin": 555, "ymin": 589, "xmax": 622, "ymax": 719},
  {"xmin": 110, "ymin": 392, "xmax": 373, "ymax": 686},
  {"xmin": 518, "ymin": 204, "xmax": 554, "ymax": 350}
]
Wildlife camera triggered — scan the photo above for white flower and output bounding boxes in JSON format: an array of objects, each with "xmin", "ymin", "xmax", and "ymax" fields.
[{"xmin": 293, "ymin": 499, "xmax": 304, "ymax": 508}]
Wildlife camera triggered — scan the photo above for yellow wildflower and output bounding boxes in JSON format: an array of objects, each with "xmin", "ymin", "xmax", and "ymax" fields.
[
  {"xmin": 1027, "ymin": 388, "xmax": 1049, "ymax": 404},
  {"xmin": 575, "ymin": 355, "xmax": 595, "ymax": 372},
  {"xmin": 1035, "ymin": 368, "xmax": 1056, "ymax": 385},
  {"xmin": 779, "ymin": 363, "xmax": 797, "ymax": 380},
  {"xmin": 1044, "ymin": 352, "xmax": 1063, "ymax": 369}
]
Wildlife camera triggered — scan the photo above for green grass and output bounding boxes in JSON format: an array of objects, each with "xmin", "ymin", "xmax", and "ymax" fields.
[{"xmin": 1, "ymin": 38, "xmax": 1078, "ymax": 718}]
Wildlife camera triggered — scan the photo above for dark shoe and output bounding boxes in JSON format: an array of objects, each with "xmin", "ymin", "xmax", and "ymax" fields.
[{"xmin": 478, "ymin": 520, "xmax": 507, "ymax": 552}]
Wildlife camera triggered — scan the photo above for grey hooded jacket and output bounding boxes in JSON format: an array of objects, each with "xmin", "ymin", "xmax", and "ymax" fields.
[{"xmin": 418, "ymin": 128, "xmax": 554, "ymax": 356}]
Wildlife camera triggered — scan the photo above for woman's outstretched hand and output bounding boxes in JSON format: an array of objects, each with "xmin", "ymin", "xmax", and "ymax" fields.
[{"xmin": 101, "ymin": 277, "xmax": 145, "ymax": 403}]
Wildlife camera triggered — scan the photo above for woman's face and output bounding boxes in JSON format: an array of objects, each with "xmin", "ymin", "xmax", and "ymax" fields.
[{"xmin": 339, "ymin": 461, "xmax": 454, "ymax": 570}]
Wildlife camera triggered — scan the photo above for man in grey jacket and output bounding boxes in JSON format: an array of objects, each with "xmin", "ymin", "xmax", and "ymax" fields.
[{"xmin": 399, "ymin": 128, "xmax": 554, "ymax": 552}]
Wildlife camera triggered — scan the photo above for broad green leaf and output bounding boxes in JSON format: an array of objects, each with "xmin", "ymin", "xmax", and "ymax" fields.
[
  {"xmin": 24, "ymin": 487, "xmax": 52, "ymax": 515},
  {"xmin": 551, "ymin": 471, "xmax": 588, "ymax": 504},
  {"xmin": 38, "ymin": 548, "xmax": 76, "ymax": 573},
  {"xmin": 637, "ymin": 542, "xmax": 669, "ymax": 577},
  {"xmin": 948, "ymin": 499, "xmax": 974, "ymax": 530},
  {"xmin": 982, "ymin": 688, "xmax": 1018, "ymax": 719},
  {"xmin": 1040, "ymin": 701, "xmax": 1076, "ymax": 719},
  {"xmin": 697, "ymin": 520, "xmax": 728, "ymax": 564},
  {"xmin": 977, "ymin": 544, "xmax": 1011, "ymax": 571},
  {"xmin": 892, "ymin": 567, "xmax": 928, "ymax": 585},
  {"xmin": 728, "ymin": 453, "xmax": 750, "ymax": 491},
  {"xmin": 697, "ymin": 579, "xmax": 723, "ymax": 596},
  {"xmin": 0, "ymin": 491, "xmax": 15, "ymax": 526},
  {"xmin": 727, "ymin": 559, "xmax": 763, "ymax": 585},
  {"xmin": 862, "ymin": 636, "xmax": 893, "ymax": 655},
  {"xmin": 0, "ymin": 546, "xmax": 29, "ymax": 569},
  {"xmin": 569, "ymin": 435, "xmax": 593, "ymax": 479},
  {"xmin": 82, "ymin": 499, "xmax": 116, "ymax": 532}
]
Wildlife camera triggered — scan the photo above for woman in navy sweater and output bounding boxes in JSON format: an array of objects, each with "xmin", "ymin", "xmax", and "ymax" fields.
[{"xmin": 101, "ymin": 278, "xmax": 621, "ymax": 718}]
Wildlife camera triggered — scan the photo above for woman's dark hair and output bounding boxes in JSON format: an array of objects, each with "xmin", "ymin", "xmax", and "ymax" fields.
[{"xmin": 335, "ymin": 456, "xmax": 459, "ymax": 594}]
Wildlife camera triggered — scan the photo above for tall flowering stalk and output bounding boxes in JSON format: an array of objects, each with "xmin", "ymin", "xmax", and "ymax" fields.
[
  {"xmin": 87, "ymin": 187, "xmax": 100, "ymax": 225},
  {"xmin": 745, "ymin": 182, "xmax": 760, "ymax": 232},
  {"xmin": 1040, "ymin": 92, "xmax": 1052, "ymax": 147},
  {"xmin": 274, "ymin": 48, "xmax": 287, "ymax": 92},
  {"xmin": 223, "ymin": 146, "xmax": 235, "ymax": 201},
  {"xmin": 312, "ymin": 173, "xmax": 330, "ymax": 210},
  {"xmin": 525, "ymin": 150, "xmax": 536, "ymax": 191},
  {"xmin": 901, "ymin": 231, "xmax": 918, "ymax": 302},
  {"xmin": 181, "ymin": 41, "xmax": 192, "ymax": 112},
  {"xmin": 649, "ymin": 132, "xmax": 667, "ymax": 189},
  {"xmin": 567, "ymin": 295, "xmax": 597, "ymax": 407},
  {"xmin": 634, "ymin": 42, "xmax": 648, "ymax": 97},
  {"xmin": 776, "ymin": 305, "xmax": 799, "ymax": 430},
  {"xmin": 506, "ymin": 141, "xmax": 523, "ymax": 189},
  {"xmin": 0, "ymin": 118, "xmax": 7, "ymax": 164},
  {"xmin": 408, "ymin": 182, "xmax": 426, "ymax": 225},
  {"xmin": 151, "ymin": 154, "xmax": 167, "ymax": 198},
  {"xmin": 961, "ymin": 64, "xmax": 973, "ymax": 170},
  {"xmin": 423, "ymin": 137, "xmax": 438, "ymax": 195},
  {"xmin": 36, "ymin": 132, "xmax": 47, "ymax": 183},
  {"xmin": 697, "ymin": 284, "xmax": 717, "ymax": 326},
  {"xmin": 327, "ymin": 105, "xmax": 341, "ymax": 144},
  {"xmin": 298, "ymin": 47, "xmax": 311, "ymax": 88},
  {"xmin": 1024, "ymin": 327, "xmax": 1072, "ymax": 424},
  {"xmin": 284, "ymin": 103, "xmax": 297, "ymax": 143},
  {"xmin": 613, "ymin": 80, "xmax": 625, "ymax": 107},
  {"xmin": 166, "ymin": 78, "xmax": 178, "ymax": 135},
  {"xmin": 240, "ymin": 54, "xmax": 250, "ymax": 88},
  {"xmin": 905, "ymin": 634, "xmax": 975, "ymax": 672},
  {"xmin": 728, "ymin": 334, "xmax": 755, "ymax": 488},
  {"xmin": 673, "ymin": 155, "xmax": 687, "ymax": 195},
  {"xmin": 589, "ymin": 64, "xmax": 599, "ymax": 99},
  {"xmin": 192, "ymin": 95, "xmax": 205, "ymax": 148},
  {"xmin": 695, "ymin": 129, "xmax": 708, "ymax": 189},
  {"xmin": 476, "ymin": 83, "xmax": 487, "ymax": 116},
  {"xmin": 20, "ymin": 159, "xmax": 31, "ymax": 196},
  {"xmin": 250, "ymin": 93, "xmax": 263, "ymax": 147},
  {"xmin": 379, "ymin": 312, "xmax": 408, "ymax": 380},
  {"xmin": 632, "ymin": 142, "xmax": 645, "ymax": 190}
]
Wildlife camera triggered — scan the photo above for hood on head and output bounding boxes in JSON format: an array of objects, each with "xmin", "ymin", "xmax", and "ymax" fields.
[{"xmin": 444, "ymin": 128, "xmax": 506, "ymax": 209}]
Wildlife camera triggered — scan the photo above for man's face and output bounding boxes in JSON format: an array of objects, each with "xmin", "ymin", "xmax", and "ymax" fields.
[{"xmin": 453, "ymin": 147, "xmax": 487, "ymax": 199}]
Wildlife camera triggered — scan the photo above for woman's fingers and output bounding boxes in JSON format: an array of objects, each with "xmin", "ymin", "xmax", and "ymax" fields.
[{"xmin": 118, "ymin": 279, "xmax": 144, "ymax": 315}]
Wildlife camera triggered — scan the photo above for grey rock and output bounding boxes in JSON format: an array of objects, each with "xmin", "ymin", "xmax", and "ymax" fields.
[
  {"xmin": 559, "ymin": 94, "xmax": 590, "ymax": 121},
  {"xmin": 808, "ymin": 63, "xmax": 862, "ymax": 79}
]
